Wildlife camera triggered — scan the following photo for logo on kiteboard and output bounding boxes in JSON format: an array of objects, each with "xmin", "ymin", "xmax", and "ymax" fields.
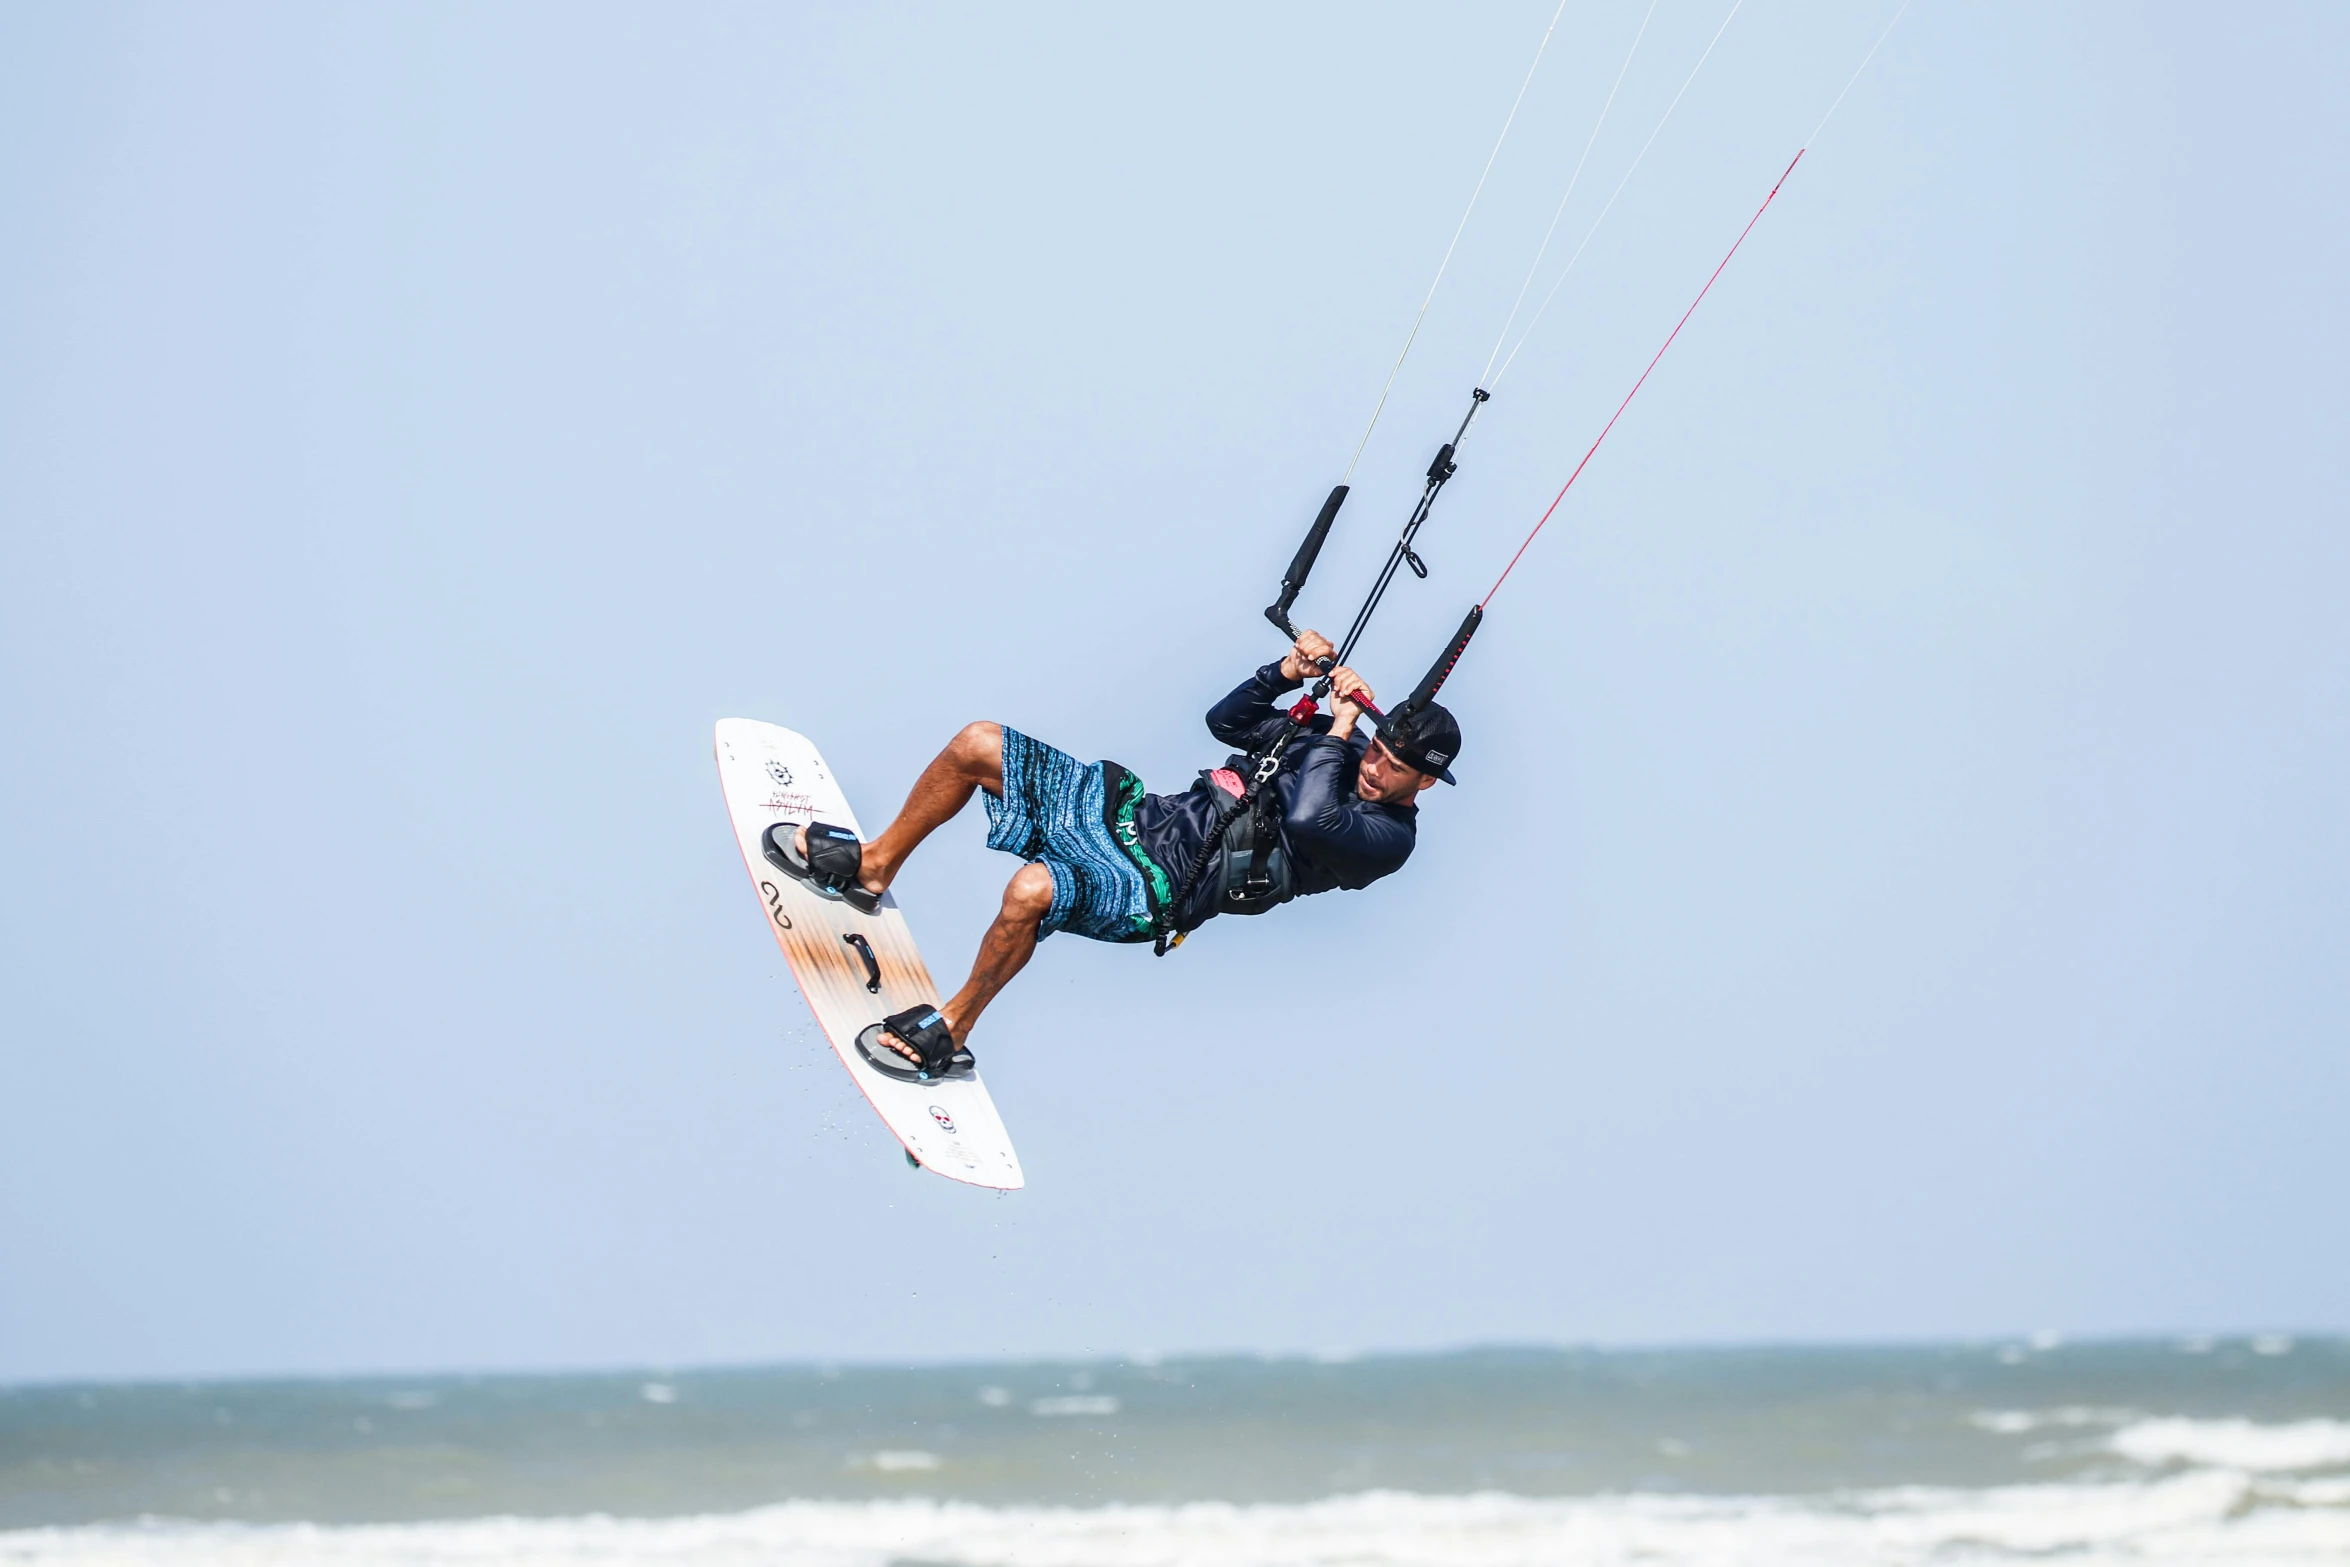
[
  {"xmin": 758, "ymin": 880, "xmax": 794, "ymax": 930},
  {"xmin": 928, "ymin": 1105, "xmax": 957, "ymax": 1134},
  {"xmin": 765, "ymin": 759, "xmax": 794, "ymax": 787}
]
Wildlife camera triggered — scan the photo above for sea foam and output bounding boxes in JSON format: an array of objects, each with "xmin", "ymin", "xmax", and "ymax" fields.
[
  {"xmin": 2109, "ymin": 1417, "xmax": 2350, "ymax": 1473},
  {"xmin": 5, "ymin": 1472, "xmax": 2348, "ymax": 1567}
]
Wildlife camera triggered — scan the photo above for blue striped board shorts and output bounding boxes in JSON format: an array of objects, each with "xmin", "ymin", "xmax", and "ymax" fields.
[{"xmin": 985, "ymin": 728, "xmax": 1174, "ymax": 943}]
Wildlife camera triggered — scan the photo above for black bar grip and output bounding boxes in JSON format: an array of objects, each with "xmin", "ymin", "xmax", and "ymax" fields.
[
  {"xmin": 1400, "ymin": 604, "xmax": 1482, "ymax": 716},
  {"xmin": 1266, "ymin": 484, "xmax": 1348, "ymax": 631}
]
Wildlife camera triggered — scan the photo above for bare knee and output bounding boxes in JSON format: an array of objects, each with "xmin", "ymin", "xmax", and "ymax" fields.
[
  {"xmin": 949, "ymin": 720, "xmax": 1001, "ymax": 763},
  {"xmin": 1001, "ymin": 862, "xmax": 1054, "ymax": 924},
  {"xmin": 950, "ymin": 721, "xmax": 1005, "ymax": 787}
]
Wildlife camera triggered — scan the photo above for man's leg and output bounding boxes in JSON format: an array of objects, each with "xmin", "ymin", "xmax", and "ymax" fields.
[
  {"xmin": 940, "ymin": 863, "xmax": 1053, "ymax": 1045},
  {"xmin": 800, "ymin": 721, "xmax": 1003, "ymax": 898},
  {"xmin": 876, "ymin": 862, "xmax": 1051, "ymax": 1061}
]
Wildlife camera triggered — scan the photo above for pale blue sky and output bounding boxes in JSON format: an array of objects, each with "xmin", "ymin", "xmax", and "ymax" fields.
[{"xmin": 3, "ymin": 1, "xmax": 2345, "ymax": 1382}]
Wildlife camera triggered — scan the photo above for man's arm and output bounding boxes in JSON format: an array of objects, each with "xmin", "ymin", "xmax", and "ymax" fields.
[
  {"xmin": 1204, "ymin": 660, "xmax": 1300, "ymax": 752},
  {"xmin": 1280, "ymin": 736, "xmax": 1416, "ymax": 887},
  {"xmin": 1204, "ymin": 629, "xmax": 1340, "ymax": 751}
]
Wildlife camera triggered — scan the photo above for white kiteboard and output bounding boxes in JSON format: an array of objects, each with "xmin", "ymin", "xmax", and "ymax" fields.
[{"xmin": 715, "ymin": 718, "xmax": 1024, "ymax": 1190}]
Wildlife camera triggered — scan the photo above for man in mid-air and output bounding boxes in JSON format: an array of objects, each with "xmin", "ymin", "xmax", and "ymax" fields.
[{"xmin": 764, "ymin": 628, "xmax": 1460, "ymax": 1075}]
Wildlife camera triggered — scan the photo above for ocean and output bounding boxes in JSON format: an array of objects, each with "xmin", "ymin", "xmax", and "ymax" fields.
[{"xmin": 3, "ymin": 1339, "xmax": 2345, "ymax": 1565}]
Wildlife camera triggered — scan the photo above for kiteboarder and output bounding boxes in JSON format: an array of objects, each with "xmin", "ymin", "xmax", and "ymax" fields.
[{"xmin": 763, "ymin": 627, "xmax": 1459, "ymax": 1071}]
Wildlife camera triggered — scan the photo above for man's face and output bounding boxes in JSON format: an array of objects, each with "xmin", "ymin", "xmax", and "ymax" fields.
[{"xmin": 1356, "ymin": 736, "xmax": 1440, "ymax": 804}]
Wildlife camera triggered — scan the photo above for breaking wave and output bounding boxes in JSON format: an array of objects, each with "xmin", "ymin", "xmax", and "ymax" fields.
[
  {"xmin": 2110, "ymin": 1417, "xmax": 2350, "ymax": 1473},
  {"xmin": 6, "ymin": 1470, "xmax": 2350, "ymax": 1567}
]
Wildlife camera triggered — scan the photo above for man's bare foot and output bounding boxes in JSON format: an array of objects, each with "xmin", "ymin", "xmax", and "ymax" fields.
[
  {"xmin": 794, "ymin": 823, "xmax": 890, "ymax": 900},
  {"xmin": 868, "ymin": 1005, "xmax": 972, "ymax": 1077},
  {"xmin": 875, "ymin": 1008, "xmax": 967, "ymax": 1066}
]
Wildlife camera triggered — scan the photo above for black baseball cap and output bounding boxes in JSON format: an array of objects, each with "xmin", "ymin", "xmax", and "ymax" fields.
[{"xmin": 1376, "ymin": 700, "xmax": 1461, "ymax": 785}]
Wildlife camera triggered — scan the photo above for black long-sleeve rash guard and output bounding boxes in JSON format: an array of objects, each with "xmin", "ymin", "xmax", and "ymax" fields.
[{"xmin": 1130, "ymin": 660, "xmax": 1420, "ymax": 931}]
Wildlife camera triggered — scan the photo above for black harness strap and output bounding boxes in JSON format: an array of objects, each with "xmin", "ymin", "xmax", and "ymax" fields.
[
  {"xmin": 1240, "ymin": 786, "xmax": 1281, "ymax": 901},
  {"xmin": 1155, "ymin": 734, "xmax": 1287, "ymax": 954}
]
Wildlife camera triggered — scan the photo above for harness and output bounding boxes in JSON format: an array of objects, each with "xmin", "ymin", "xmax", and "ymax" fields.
[
  {"xmin": 1200, "ymin": 767, "xmax": 1292, "ymax": 916},
  {"xmin": 1153, "ymin": 600, "xmax": 1479, "ymax": 955}
]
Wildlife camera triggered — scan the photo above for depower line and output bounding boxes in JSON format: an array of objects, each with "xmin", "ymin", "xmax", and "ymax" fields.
[
  {"xmin": 1480, "ymin": 0, "xmax": 1920, "ymax": 609},
  {"xmin": 1341, "ymin": 0, "xmax": 1574, "ymax": 484},
  {"xmin": 1486, "ymin": 0, "xmax": 1748, "ymax": 391},
  {"xmin": 1479, "ymin": 0, "xmax": 1666, "ymax": 390}
]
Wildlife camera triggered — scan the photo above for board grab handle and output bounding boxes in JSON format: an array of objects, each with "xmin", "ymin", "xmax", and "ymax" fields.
[
  {"xmin": 843, "ymin": 932, "xmax": 882, "ymax": 993},
  {"xmin": 1264, "ymin": 484, "xmax": 1349, "ymax": 640}
]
